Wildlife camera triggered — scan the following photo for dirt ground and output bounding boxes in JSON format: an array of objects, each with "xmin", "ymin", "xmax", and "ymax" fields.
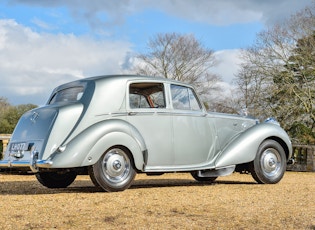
[{"xmin": 0, "ymin": 171, "xmax": 314, "ymax": 230}]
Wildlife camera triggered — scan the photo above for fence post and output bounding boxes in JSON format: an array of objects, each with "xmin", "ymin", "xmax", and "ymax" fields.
[
  {"xmin": 2, "ymin": 139, "xmax": 9, "ymax": 153},
  {"xmin": 0, "ymin": 134, "xmax": 11, "ymax": 157},
  {"xmin": 306, "ymin": 146, "xmax": 315, "ymax": 172}
]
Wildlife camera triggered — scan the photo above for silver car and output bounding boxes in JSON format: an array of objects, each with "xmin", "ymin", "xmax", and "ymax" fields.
[{"xmin": 0, "ymin": 75, "xmax": 292, "ymax": 192}]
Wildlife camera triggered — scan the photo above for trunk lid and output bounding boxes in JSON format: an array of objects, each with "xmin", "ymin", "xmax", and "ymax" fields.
[{"xmin": 3, "ymin": 106, "xmax": 58, "ymax": 165}]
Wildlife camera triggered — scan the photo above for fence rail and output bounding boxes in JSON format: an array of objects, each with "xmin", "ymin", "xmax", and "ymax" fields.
[{"xmin": 0, "ymin": 134, "xmax": 314, "ymax": 172}]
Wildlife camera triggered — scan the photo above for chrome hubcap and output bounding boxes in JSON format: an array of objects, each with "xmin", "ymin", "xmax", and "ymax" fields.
[
  {"xmin": 102, "ymin": 149, "xmax": 130, "ymax": 184},
  {"xmin": 261, "ymin": 148, "xmax": 281, "ymax": 177},
  {"xmin": 113, "ymin": 160, "xmax": 122, "ymax": 170}
]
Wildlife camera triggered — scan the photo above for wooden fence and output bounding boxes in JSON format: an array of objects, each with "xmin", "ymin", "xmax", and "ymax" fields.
[
  {"xmin": 286, "ymin": 144, "xmax": 315, "ymax": 172},
  {"xmin": 0, "ymin": 134, "xmax": 314, "ymax": 172}
]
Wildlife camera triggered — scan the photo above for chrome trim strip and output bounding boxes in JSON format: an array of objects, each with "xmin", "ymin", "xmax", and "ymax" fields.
[
  {"xmin": 10, "ymin": 161, "xmax": 31, "ymax": 167},
  {"xmin": 36, "ymin": 160, "xmax": 53, "ymax": 168},
  {"xmin": 0, "ymin": 160, "xmax": 10, "ymax": 167},
  {"xmin": 0, "ymin": 159, "xmax": 53, "ymax": 170}
]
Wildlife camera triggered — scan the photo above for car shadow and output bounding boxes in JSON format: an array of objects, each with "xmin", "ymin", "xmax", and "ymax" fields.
[{"xmin": 0, "ymin": 176, "xmax": 257, "ymax": 195}]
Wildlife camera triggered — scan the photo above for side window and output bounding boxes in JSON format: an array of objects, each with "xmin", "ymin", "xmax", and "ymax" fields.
[
  {"xmin": 188, "ymin": 88, "xmax": 202, "ymax": 110},
  {"xmin": 171, "ymin": 85, "xmax": 201, "ymax": 111},
  {"xmin": 129, "ymin": 82, "xmax": 166, "ymax": 109},
  {"xmin": 171, "ymin": 85, "xmax": 190, "ymax": 110},
  {"xmin": 129, "ymin": 94, "xmax": 150, "ymax": 108}
]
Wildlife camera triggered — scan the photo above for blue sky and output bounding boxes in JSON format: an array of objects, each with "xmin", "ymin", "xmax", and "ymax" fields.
[
  {"xmin": 0, "ymin": 0, "xmax": 312, "ymax": 105},
  {"xmin": 1, "ymin": 2, "xmax": 263, "ymax": 50}
]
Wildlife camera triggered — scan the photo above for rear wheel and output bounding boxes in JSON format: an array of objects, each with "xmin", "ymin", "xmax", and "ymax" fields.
[
  {"xmin": 36, "ymin": 171, "xmax": 77, "ymax": 188},
  {"xmin": 92, "ymin": 147, "xmax": 136, "ymax": 192},
  {"xmin": 250, "ymin": 140, "xmax": 286, "ymax": 184},
  {"xmin": 191, "ymin": 171, "xmax": 217, "ymax": 183}
]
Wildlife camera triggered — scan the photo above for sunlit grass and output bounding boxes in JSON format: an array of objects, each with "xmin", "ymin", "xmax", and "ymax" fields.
[{"xmin": 0, "ymin": 171, "xmax": 314, "ymax": 229}]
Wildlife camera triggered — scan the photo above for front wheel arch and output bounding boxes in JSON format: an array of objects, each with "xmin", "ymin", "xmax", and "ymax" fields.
[{"xmin": 268, "ymin": 136, "xmax": 290, "ymax": 160}]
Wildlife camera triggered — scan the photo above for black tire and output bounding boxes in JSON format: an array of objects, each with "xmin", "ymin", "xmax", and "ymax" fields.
[
  {"xmin": 92, "ymin": 147, "xmax": 136, "ymax": 192},
  {"xmin": 88, "ymin": 166, "xmax": 101, "ymax": 187},
  {"xmin": 36, "ymin": 171, "xmax": 77, "ymax": 188},
  {"xmin": 191, "ymin": 171, "xmax": 217, "ymax": 182},
  {"xmin": 250, "ymin": 140, "xmax": 286, "ymax": 184}
]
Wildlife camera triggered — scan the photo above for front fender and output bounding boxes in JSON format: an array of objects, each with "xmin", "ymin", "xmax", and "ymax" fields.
[
  {"xmin": 46, "ymin": 119, "xmax": 147, "ymax": 170},
  {"xmin": 215, "ymin": 123, "xmax": 292, "ymax": 168}
]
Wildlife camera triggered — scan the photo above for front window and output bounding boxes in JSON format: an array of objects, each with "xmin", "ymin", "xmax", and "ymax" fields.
[
  {"xmin": 129, "ymin": 82, "xmax": 165, "ymax": 109},
  {"xmin": 171, "ymin": 85, "xmax": 202, "ymax": 111},
  {"xmin": 49, "ymin": 86, "xmax": 84, "ymax": 105}
]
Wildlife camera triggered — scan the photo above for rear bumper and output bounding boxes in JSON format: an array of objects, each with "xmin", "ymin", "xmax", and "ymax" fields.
[{"xmin": 0, "ymin": 151, "xmax": 52, "ymax": 172}]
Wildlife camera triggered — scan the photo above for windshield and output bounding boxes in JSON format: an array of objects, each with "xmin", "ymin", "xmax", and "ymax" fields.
[{"xmin": 49, "ymin": 86, "xmax": 84, "ymax": 104}]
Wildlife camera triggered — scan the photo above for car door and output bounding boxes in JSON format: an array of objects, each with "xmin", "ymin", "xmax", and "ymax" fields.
[
  {"xmin": 126, "ymin": 81, "xmax": 174, "ymax": 168},
  {"xmin": 170, "ymin": 84, "xmax": 213, "ymax": 166}
]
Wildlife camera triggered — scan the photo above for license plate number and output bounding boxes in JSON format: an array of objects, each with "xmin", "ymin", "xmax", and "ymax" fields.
[{"xmin": 10, "ymin": 142, "xmax": 27, "ymax": 151}]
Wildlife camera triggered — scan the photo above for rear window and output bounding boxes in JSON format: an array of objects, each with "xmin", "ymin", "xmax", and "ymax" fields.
[{"xmin": 49, "ymin": 86, "xmax": 84, "ymax": 104}]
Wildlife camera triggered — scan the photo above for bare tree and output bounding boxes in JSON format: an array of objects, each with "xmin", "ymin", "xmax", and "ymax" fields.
[
  {"xmin": 234, "ymin": 3, "xmax": 315, "ymax": 143},
  {"xmin": 133, "ymin": 33, "xmax": 222, "ymax": 101}
]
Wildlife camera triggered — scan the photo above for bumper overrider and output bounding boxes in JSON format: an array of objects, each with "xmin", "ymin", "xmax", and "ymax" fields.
[{"xmin": 0, "ymin": 150, "xmax": 53, "ymax": 172}]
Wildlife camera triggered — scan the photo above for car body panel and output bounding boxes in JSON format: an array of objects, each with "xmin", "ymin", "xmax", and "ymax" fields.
[
  {"xmin": 127, "ymin": 111, "xmax": 173, "ymax": 167},
  {"xmin": 0, "ymin": 75, "xmax": 292, "ymax": 175},
  {"xmin": 215, "ymin": 122, "xmax": 292, "ymax": 168}
]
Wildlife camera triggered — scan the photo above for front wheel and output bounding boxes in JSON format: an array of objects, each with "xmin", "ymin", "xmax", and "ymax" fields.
[
  {"xmin": 250, "ymin": 140, "xmax": 286, "ymax": 184},
  {"xmin": 92, "ymin": 147, "xmax": 136, "ymax": 192},
  {"xmin": 36, "ymin": 171, "xmax": 77, "ymax": 188}
]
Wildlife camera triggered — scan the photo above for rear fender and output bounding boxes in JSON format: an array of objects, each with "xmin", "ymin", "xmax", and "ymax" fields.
[
  {"xmin": 82, "ymin": 131, "xmax": 145, "ymax": 170},
  {"xmin": 48, "ymin": 119, "xmax": 146, "ymax": 170},
  {"xmin": 215, "ymin": 123, "xmax": 292, "ymax": 168}
]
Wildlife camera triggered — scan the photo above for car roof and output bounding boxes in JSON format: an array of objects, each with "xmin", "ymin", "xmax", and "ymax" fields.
[
  {"xmin": 52, "ymin": 74, "xmax": 194, "ymax": 94},
  {"xmin": 85, "ymin": 74, "xmax": 189, "ymax": 86}
]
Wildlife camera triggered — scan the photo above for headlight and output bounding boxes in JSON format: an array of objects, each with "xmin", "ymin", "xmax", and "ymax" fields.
[{"xmin": 264, "ymin": 117, "xmax": 280, "ymax": 126}]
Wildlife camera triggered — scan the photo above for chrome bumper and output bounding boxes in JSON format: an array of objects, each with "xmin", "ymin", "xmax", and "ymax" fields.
[{"xmin": 0, "ymin": 151, "xmax": 52, "ymax": 172}]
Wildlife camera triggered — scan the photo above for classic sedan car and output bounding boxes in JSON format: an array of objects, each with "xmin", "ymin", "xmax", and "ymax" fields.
[{"xmin": 0, "ymin": 75, "xmax": 292, "ymax": 192}]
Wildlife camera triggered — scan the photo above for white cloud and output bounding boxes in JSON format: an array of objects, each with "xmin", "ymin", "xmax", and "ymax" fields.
[
  {"xmin": 10, "ymin": 0, "xmax": 312, "ymax": 27},
  {"xmin": 0, "ymin": 19, "xmax": 244, "ymax": 106},
  {"xmin": 212, "ymin": 49, "xmax": 243, "ymax": 83},
  {"xmin": 0, "ymin": 19, "xmax": 132, "ymax": 105},
  {"xmin": 154, "ymin": 0, "xmax": 312, "ymax": 26},
  {"xmin": 31, "ymin": 17, "xmax": 56, "ymax": 30}
]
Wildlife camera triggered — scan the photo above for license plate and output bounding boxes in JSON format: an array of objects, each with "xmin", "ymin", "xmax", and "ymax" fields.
[{"xmin": 10, "ymin": 142, "xmax": 27, "ymax": 152}]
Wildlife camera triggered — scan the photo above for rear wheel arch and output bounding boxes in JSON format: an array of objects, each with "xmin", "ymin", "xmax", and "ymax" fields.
[{"xmin": 82, "ymin": 131, "xmax": 145, "ymax": 171}]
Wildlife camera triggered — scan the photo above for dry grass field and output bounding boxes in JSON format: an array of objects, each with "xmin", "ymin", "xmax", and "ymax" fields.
[{"xmin": 0, "ymin": 171, "xmax": 314, "ymax": 229}]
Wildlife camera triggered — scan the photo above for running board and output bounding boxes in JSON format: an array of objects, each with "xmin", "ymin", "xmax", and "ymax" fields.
[{"xmin": 196, "ymin": 165, "xmax": 235, "ymax": 177}]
